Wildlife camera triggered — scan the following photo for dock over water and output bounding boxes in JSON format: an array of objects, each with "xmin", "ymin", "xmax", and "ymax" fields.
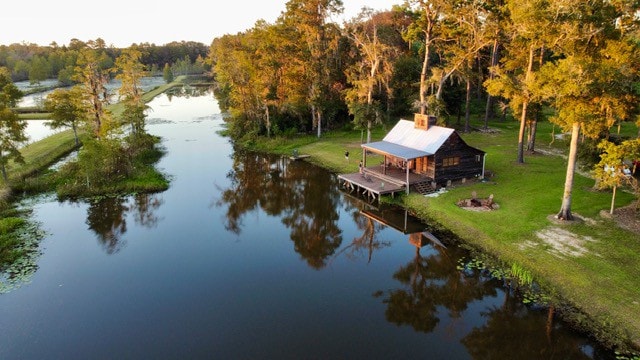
[{"xmin": 337, "ymin": 171, "xmax": 406, "ymax": 201}]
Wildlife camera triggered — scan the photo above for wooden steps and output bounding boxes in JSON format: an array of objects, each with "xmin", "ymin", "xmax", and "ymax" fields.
[{"xmin": 412, "ymin": 181, "xmax": 437, "ymax": 195}]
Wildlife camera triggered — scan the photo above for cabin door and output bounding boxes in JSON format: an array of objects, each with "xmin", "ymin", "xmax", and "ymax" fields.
[{"xmin": 415, "ymin": 157, "xmax": 428, "ymax": 174}]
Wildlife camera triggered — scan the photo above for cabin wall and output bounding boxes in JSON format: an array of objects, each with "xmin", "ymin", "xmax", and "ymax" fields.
[{"xmin": 433, "ymin": 133, "xmax": 484, "ymax": 185}]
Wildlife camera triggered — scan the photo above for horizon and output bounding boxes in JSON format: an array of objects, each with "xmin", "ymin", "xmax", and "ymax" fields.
[{"xmin": 0, "ymin": 0, "xmax": 399, "ymax": 48}]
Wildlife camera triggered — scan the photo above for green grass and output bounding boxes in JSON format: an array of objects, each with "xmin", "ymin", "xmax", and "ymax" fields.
[
  {"xmin": 4, "ymin": 129, "xmax": 85, "ymax": 184},
  {"xmin": 1, "ymin": 76, "xmax": 187, "ymax": 201},
  {"xmin": 244, "ymin": 116, "xmax": 640, "ymax": 352}
]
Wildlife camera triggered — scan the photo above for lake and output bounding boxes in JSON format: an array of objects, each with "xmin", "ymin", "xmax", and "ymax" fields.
[{"xmin": 0, "ymin": 87, "xmax": 615, "ymax": 359}]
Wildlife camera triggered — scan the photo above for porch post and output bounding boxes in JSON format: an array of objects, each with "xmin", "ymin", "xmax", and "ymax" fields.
[
  {"xmin": 383, "ymin": 156, "xmax": 387, "ymax": 175},
  {"xmin": 482, "ymin": 154, "xmax": 486, "ymax": 179},
  {"xmin": 406, "ymin": 162, "xmax": 410, "ymax": 194}
]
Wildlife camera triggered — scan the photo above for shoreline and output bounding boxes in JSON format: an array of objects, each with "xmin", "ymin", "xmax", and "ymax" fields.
[{"xmin": 241, "ymin": 126, "xmax": 640, "ymax": 354}]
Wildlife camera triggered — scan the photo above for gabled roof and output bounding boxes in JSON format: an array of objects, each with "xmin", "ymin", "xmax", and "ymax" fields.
[{"xmin": 362, "ymin": 119, "xmax": 455, "ymax": 160}]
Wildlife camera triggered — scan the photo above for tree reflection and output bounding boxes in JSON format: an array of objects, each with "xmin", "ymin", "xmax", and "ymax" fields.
[
  {"xmin": 377, "ymin": 239, "xmax": 496, "ymax": 333},
  {"xmin": 165, "ymin": 84, "xmax": 210, "ymax": 100},
  {"xmin": 461, "ymin": 292, "xmax": 601, "ymax": 359},
  {"xmin": 334, "ymin": 201, "xmax": 390, "ymax": 263},
  {"xmin": 85, "ymin": 194, "xmax": 164, "ymax": 254},
  {"xmin": 130, "ymin": 193, "xmax": 164, "ymax": 228},
  {"xmin": 215, "ymin": 151, "xmax": 343, "ymax": 269},
  {"xmin": 86, "ymin": 197, "xmax": 129, "ymax": 254}
]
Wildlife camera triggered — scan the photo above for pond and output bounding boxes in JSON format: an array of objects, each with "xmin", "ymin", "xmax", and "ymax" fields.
[
  {"xmin": 16, "ymin": 76, "xmax": 166, "ymax": 108},
  {"xmin": 20, "ymin": 120, "xmax": 64, "ymax": 147},
  {"xmin": 0, "ymin": 87, "xmax": 616, "ymax": 359}
]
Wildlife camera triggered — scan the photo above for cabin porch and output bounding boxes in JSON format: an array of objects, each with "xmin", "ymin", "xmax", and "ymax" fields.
[{"xmin": 337, "ymin": 164, "xmax": 435, "ymax": 201}]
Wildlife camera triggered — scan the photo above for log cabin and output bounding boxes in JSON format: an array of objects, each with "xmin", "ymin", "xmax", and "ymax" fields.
[{"xmin": 338, "ymin": 114, "xmax": 486, "ymax": 199}]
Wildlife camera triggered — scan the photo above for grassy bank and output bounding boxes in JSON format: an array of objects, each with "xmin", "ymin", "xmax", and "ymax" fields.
[
  {"xmin": 245, "ymin": 118, "xmax": 640, "ymax": 353},
  {"xmin": 2, "ymin": 76, "xmax": 186, "ymax": 195},
  {"xmin": 0, "ymin": 77, "xmax": 187, "ymax": 274}
]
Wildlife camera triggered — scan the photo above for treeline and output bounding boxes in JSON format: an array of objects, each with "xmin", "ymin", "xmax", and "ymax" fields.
[
  {"xmin": 0, "ymin": 39, "xmax": 209, "ymax": 85},
  {"xmin": 209, "ymin": 0, "xmax": 640, "ymax": 220}
]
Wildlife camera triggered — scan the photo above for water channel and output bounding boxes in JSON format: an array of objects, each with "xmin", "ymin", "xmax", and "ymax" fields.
[{"xmin": 0, "ymin": 87, "xmax": 615, "ymax": 359}]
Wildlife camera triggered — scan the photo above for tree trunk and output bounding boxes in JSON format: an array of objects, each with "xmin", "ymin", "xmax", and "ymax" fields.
[
  {"xmin": 484, "ymin": 38, "xmax": 499, "ymax": 130},
  {"xmin": 367, "ymin": 120, "xmax": 372, "ymax": 144},
  {"xmin": 464, "ymin": 77, "xmax": 471, "ymax": 133},
  {"xmin": 316, "ymin": 109, "xmax": 322, "ymax": 138},
  {"xmin": 0, "ymin": 159, "xmax": 7, "ymax": 182},
  {"xmin": 419, "ymin": 32, "xmax": 431, "ymax": 115},
  {"xmin": 517, "ymin": 102, "xmax": 528, "ymax": 163},
  {"xmin": 265, "ymin": 106, "xmax": 271, "ymax": 138},
  {"xmin": 610, "ymin": 185, "xmax": 617, "ymax": 215},
  {"xmin": 72, "ymin": 124, "xmax": 79, "ymax": 146},
  {"xmin": 557, "ymin": 122, "xmax": 580, "ymax": 220},
  {"xmin": 517, "ymin": 46, "xmax": 535, "ymax": 164},
  {"xmin": 527, "ymin": 117, "xmax": 538, "ymax": 153}
]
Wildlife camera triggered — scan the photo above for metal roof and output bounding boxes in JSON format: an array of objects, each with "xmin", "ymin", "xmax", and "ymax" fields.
[
  {"xmin": 362, "ymin": 119, "xmax": 456, "ymax": 160},
  {"xmin": 362, "ymin": 141, "xmax": 431, "ymax": 160}
]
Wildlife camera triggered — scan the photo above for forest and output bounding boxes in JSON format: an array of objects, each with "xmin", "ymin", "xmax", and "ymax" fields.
[
  {"xmin": 208, "ymin": 0, "xmax": 640, "ymax": 221},
  {"xmin": 0, "ymin": 39, "xmax": 209, "ymax": 86}
]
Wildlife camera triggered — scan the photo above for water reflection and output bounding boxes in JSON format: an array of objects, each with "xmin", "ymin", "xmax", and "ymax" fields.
[
  {"xmin": 377, "ymin": 233, "xmax": 497, "ymax": 333},
  {"xmin": 165, "ymin": 84, "xmax": 211, "ymax": 100},
  {"xmin": 338, "ymin": 213, "xmax": 389, "ymax": 263},
  {"xmin": 216, "ymin": 151, "xmax": 342, "ymax": 269},
  {"xmin": 84, "ymin": 194, "xmax": 164, "ymax": 254},
  {"xmin": 461, "ymin": 299, "xmax": 596, "ymax": 359}
]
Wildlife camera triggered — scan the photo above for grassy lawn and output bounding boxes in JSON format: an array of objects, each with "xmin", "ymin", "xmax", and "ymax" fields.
[
  {"xmin": 248, "ymin": 116, "xmax": 640, "ymax": 352},
  {"xmin": 401, "ymin": 119, "xmax": 640, "ymax": 350}
]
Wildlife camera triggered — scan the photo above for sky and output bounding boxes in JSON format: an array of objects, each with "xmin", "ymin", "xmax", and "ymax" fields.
[{"xmin": 1, "ymin": 0, "xmax": 400, "ymax": 48}]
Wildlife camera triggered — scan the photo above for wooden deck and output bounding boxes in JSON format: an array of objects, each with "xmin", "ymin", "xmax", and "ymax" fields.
[
  {"xmin": 337, "ymin": 166, "xmax": 432, "ymax": 201},
  {"xmin": 337, "ymin": 172, "xmax": 404, "ymax": 201}
]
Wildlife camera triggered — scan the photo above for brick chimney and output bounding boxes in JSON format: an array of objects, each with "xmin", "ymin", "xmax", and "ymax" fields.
[{"xmin": 414, "ymin": 113, "xmax": 437, "ymax": 130}]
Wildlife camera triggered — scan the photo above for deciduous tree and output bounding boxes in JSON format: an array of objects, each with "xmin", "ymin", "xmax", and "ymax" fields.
[
  {"xmin": 344, "ymin": 7, "xmax": 398, "ymax": 143},
  {"xmin": 73, "ymin": 47, "xmax": 112, "ymax": 138},
  {"xmin": 115, "ymin": 46, "xmax": 148, "ymax": 136},
  {"xmin": 43, "ymin": 86, "xmax": 86, "ymax": 146},
  {"xmin": 534, "ymin": 1, "xmax": 640, "ymax": 220},
  {"xmin": 283, "ymin": 0, "xmax": 344, "ymax": 138},
  {"xmin": 594, "ymin": 140, "xmax": 640, "ymax": 214},
  {"xmin": 485, "ymin": 0, "xmax": 558, "ymax": 164},
  {"xmin": 0, "ymin": 67, "xmax": 27, "ymax": 181}
]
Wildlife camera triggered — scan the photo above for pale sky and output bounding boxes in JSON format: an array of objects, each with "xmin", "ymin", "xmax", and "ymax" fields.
[{"xmin": 1, "ymin": 0, "xmax": 400, "ymax": 48}]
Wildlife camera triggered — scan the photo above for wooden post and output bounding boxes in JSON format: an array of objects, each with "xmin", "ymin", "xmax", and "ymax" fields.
[{"xmin": 406, "ymin": 164, "xmax": 410, "ymax": 194}]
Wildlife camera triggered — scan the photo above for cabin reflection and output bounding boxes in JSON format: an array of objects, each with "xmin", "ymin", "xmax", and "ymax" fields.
[{"xmin": 357, "ymin": 201, "xmax": 444, "ymax": 252}]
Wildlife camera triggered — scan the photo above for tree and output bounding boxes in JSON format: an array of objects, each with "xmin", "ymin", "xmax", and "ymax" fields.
[
  {"xmin": 402, "ymin": 0, "xmax": 444, "ymax": 115},
  {"xmin": 485, "ymin": 0, "xmax": 558, "ymax": 164},
  {"xmin": 115, "ymin": 46, "xmax": 148, "ymax": 136},
  {"xmin": 534, "ymin": 1, "xmax": 640, "ymax": 220},
  {"xmin": 594, "ymin": 140, "xmax": 640, "ymax": 214},
  {"xmin": 73, "ymin": 47, "xmax": 112, "ymax": 138},
  {"xmin": 483, "ymin": 1, "xmax": 506, "ymax": 129},
  {"xmin": 43, "ymin": 86, "xmax": 86, "ymax": 146},
  {"xmin": 283, "ymin": 0, "xmax": 344, "ymax": 138},
  {"xmin": 162, "ymin": 63, "xmax": 173, "ymax": 83},
  {"xmin": 344, "ymin": 7, "xmax": 398, "ymax": 143},
  {"xmin": 0, "ymin": 67, "xmax": 27, "ymax": 181},
  {"xmin": 28, "ymin": 55, "xmax": 50, "ymax": 85}
]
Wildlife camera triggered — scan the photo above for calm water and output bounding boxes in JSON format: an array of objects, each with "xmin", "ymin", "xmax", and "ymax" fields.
[
  {"xmin": 0, "ymin": 87, "xmax": 614, "ymax": 359},
  {"xmin": 16, "ymin": 76, "xmax": 166, "ymax": 108}
]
